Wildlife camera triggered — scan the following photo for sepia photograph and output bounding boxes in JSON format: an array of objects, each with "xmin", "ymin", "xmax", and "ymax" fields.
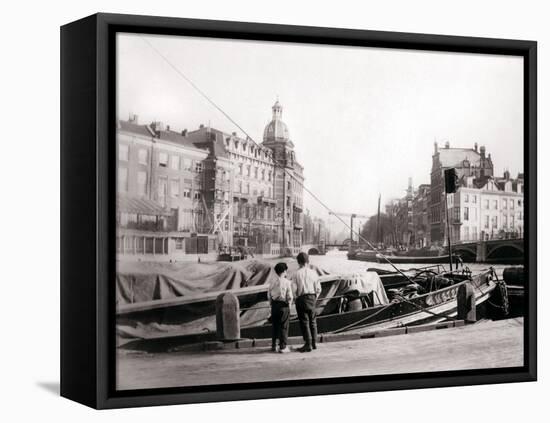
[{"xmin": 114, "ymin": 32, "xmax": 526, "ymax": 391}]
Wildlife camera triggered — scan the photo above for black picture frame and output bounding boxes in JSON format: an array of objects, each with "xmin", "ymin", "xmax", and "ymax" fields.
[{"xmin": 60, "ymin": 12, "xmax": 537, "ymax": 409}]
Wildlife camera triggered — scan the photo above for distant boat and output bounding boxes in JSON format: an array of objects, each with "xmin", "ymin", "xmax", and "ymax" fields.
[
  {"xmin": 348, "ymin": 249, "xmax": 386, "ymax": 262},
  {"xmin": 376, "ymin": 253, "xmax": 461, "ymax": 265}
]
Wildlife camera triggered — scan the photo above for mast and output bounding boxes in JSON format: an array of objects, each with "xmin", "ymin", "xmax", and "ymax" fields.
[{"xmin": 376, "ymin": 193, "xmax": 381, "ymax": 245}]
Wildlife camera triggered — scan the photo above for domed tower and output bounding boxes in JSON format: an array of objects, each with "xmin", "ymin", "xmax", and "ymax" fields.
[
  {"xmin": 263, "ymin": 101, "xmax": 290, "ymax": 143},
  {"xmin": 262, "ymin": 100, "xmax": 303, "ymax": 252}
]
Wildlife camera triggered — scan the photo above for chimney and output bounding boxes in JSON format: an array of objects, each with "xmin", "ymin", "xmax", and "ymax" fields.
[
  {"xmin": 181, "ymin": 129, "xmax": 188, "ymax": 136},
  {"xmin": 504, "ymin": 170, "xmax": 510, "ymax": 180},
  {"xmin": 232, "ymin": 131, "xmax": 237, "ymax": 136},
  {"xmin": 128, "ymin": 113, "xmax": 138, "ymax": 123},
  {"xmin": 444, "ymin": 141, "xmax": 450, "ymax": 149},
  {"xmin": 480, "ymin": 146, "xmax": 486, "ymax": 158},
  {"xmin": 150, "ymin": 121, "xmax": 164, "ymax": 135},
  {"xmin": 199, "ymin": 124, "xmax": 204, "ymax": 129},
  {"xmin": 434, "ymin": 142, "xmax": 438, "ymax": 153},
  {"xmin": 474, "ymin": 142, "xmax": 478, "ymax": 152},
  {"xmin": 166, "ymin": 125, "xmax": 170, "ymax": 132}
]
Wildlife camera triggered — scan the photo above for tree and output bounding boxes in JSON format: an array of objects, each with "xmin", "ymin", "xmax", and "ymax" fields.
[{"xmin": 360, "ymin": 213, "xmax": 398, "ymax": 247}]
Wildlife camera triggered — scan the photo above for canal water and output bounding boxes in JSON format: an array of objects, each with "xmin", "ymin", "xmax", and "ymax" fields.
[{"xmin": 307, "ymin": 249, "xmax": 510, "ymax": 278}]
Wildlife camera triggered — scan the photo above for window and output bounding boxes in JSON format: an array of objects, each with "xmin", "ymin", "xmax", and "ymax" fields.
[
  {"xmin": 268, "ymin": 171, "xmax": 272, "ymax": 182},
  {"xmin": 238, "ymin": 164, "xmax": 243, "ymax": 175},
  {"xmin": 261, "ymin": 169, "xmax": 265, "ymax": 181},
  {"xmin": 138, "ymin": 149, "xmax": 148, "ymax": 165},
  {"xmin": 183, "ymin": 188, "xmax": 191, "ymax": 198},
  {"xmin": 484, "ymin": 215, "xmax": 489, "ymax": 229},
  {"xmin": 463, "ymin": 207, "xmax": 469, "ymax": 221},
  {"xmin": 158, "ymin": 176, "xmax": 168, "ymax": 198},
  {"xmin": 503, "ymin": 199, "xmax": 507, "ymax": 209},
  {"xmin": 246, "ymin": 183, "xmax": 250, "ymax": 194},
  {"xmin": 493, "ymin": 200, "xmax": 498, "ymax": 210},
  {"xmin": 484, "ymin": 199, "xmax": 489, "ymax": 209},
  {"xmin": 492, "ymin": 216, "xmax": 498, "ymax": 229},
  {"xmin": 170, "ymin": 155, "xmax": 180, "ymax": 170},
  {"xmin": 254, "ymin": 167, "xmax": 258, "ymax": 179},
  {"xmin": 464, "ymin": 194, "xmax": 469, "ymax": 203},
  {"xmin": 194, "ymin": 191, "xmax": 201, "ymax": 200},
  {"xmin": 511, "ymin": 215, "xmax": 515, "ymax": 227},
  {"xmin": 118, "ymin": 168, "xmax": 128, "ymax": 192},
  {"xmin": 268, "ymin": 187, "xmax": 272, "ymax": 198},
  {"xmin": 510, "ymin": 199, "xmax": 514, "ymax": 209},
  {"xmin": 183, "ymin": 158, "xmax": 192, "ymax": 171},
  {"xmin": 195, "ymin": 162, "xmax": 203, "ymax": 173},
  {"xmin": 246, "ymin": 166, "xmax": 251, "ymax": 177},
  {"xmin": 503, "ymin": 215, "xmax": 508, "ymax": 227},
  {"xmin": 171, "ymin": 179, "xmax": 180, "ymax": 198},
  {"xmin": 119, "ymin": 144, "xmax": 129, "ymax": 161},
  {"xmin": 472, "ymin": 195, "xmax": 477, "ymax": 204},
  {"xmin": 137, "ymin": 171, "xmax": 147, "ymax": 196},
  {"xmin": 159, "ymin": 152, "xmax": 168, "ymax": 167},
  {"xmin": 453, "ymin": 207, "xmax": 460, "ymax": 222},
  {"xmin": 158, "ymin": 176, "xmax": 168, "ymax": 206}
]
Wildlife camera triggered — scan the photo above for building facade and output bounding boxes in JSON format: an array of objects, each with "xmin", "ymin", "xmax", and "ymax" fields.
[
  {"xmin": 116, "ymin": 101, "xmax": 305, "ymax": 257},
  {"xmin": 412, "ymin": 183, "xmax": 431, "ymax": 248},
  {"xmin": 429, "ymin": 141, "xmax": 494, "ymax": 244},
  {"xmin": 448, "ymin": 171, "xmax": 524, "ymax": 243}
]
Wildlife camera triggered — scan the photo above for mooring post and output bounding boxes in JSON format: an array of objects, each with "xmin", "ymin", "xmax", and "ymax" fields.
[
  {"xmin": 457, "ymin": 282, "xmax": 476, "ymax": 323},
  {"xmin": 215, "ymin": 292, "xmax": 240, "ymax": 341}
]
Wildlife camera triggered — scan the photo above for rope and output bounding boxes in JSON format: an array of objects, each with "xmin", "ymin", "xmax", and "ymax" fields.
[
  {"xmin": 392, "ymin": 293, "xmax": 457, "ymax": 322},
  {"xmin": 140, "ymin": 36, "xmax": 416, "ymax": 283}
]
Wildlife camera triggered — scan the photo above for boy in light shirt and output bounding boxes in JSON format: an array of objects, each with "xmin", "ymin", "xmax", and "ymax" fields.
[{"xmin": 268, "ymin": 262, "xmax": 293, "ymax": 353}]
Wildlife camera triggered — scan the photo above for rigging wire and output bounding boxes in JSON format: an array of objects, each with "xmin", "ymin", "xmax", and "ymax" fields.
[{"xmin": 139, "ymin": 36, "xmax": 415, "ymax": 281}]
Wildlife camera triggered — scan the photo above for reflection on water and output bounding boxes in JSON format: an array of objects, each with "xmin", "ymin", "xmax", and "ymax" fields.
[{"xmin": 308, "ymin": 250, "xmax": 510, "ymax": 278}]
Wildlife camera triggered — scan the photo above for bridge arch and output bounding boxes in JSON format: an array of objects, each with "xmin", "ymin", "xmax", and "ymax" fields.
[
  {"xmin": 486, "ymin": 243, "xmax": 524, "ymax": 263},
  {"xmin": 308, "ymin": 247, "xmax": 320, "ymax": 255},
  {"xmin": 453, "ymin": 246, "xmax": 477, "ymax": 263}
]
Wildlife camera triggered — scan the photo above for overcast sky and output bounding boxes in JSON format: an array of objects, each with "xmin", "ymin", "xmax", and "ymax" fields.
[{"xmin": 117, "ymin": 33, "xmax": 523, "ymax": 233}]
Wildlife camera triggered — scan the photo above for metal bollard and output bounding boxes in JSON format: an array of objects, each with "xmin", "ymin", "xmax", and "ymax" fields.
[
  {"xmin": 215, "ymin": 292, "xmax": 241, "ymax": 341},
  {"xmin": 457, "ymin": 282, "xmax": 476, "ymax": 323}
]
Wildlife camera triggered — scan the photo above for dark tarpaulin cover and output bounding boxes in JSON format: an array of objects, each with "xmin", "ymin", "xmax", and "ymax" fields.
[
  {"xmin": 115, "ymin": 260, "xmax": 387, "ymax": 346},
  {"xmin": 116, "ymin": 259, "xmax": 329, "ymax": 305}
]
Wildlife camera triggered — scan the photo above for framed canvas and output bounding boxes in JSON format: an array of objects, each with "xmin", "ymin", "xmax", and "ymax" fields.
[{"xmin": 60, "ymin": 13, "xmax": 537, "ymax": 409}]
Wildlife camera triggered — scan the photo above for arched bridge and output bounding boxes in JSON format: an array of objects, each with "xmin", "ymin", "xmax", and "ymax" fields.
[
  {"xmin": 452, "ymin": 238, "xmax": 524, "ymax": 264},
  {"xmin": 300, "ymin": 243, "xmax": 327, "ymax": 256}
]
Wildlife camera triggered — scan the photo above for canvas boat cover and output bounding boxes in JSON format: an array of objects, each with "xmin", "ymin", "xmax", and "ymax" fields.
[{"xmin": 116, "ymin": 260, "xmax": 388, "ymax": 346}]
